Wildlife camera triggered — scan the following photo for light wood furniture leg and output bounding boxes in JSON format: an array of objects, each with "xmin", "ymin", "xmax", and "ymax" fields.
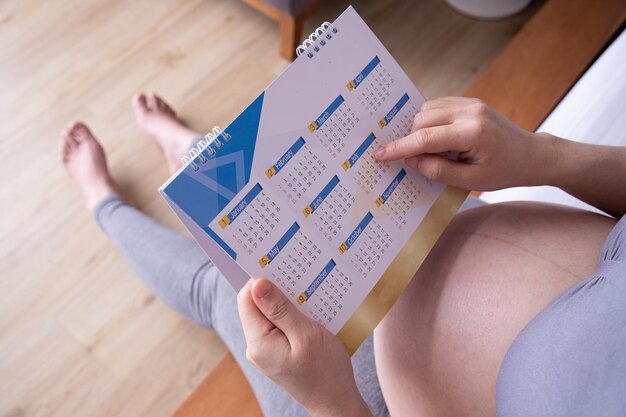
[
  {"xmin": 278, "ymin": 13, "xmax": 304, "ymax": 61},
  {"xmin": 242, "ymin": 0, "xmax": 324, "ymax": 61}
]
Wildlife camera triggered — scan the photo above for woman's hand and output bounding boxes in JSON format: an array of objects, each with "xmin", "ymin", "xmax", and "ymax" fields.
[
  {"xmin": 237, "ymin": 278, "xmax": 373, "ymax": 417},
  {"xmin": 374, "ymin": 96, "xmax": 551, "ymax": 191},
  {"xmin": 374, "ymin": 96, "xmax": 626, "ymax": 217}
]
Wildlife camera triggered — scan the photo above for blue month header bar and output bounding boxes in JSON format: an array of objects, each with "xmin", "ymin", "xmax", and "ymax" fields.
[
  {"xmin": 297, "ymin": 259, "xmax": 336, "ymax": 304},
  {"xmin": 309, "ymin": 95, "xmax": 344, "ymax": 132},
  {"xmin": 379, "ymin": 93, "xmax": 410, "ymax": 128},
  {"xmin": 303, "ymin": 175, "xmax": 340, "ymax": 217},
  {"xmin": 342, "ymin": 132, "xmax": 376, "ymax": 171},
  {"xmin": 219, "ymin": 183, "xmax": 263, "ymax": 229},
  {"xmin": 347, "ymin": 56, "xmax": 380, "ymax": 91},
  {"xmin": 339, "ymin": 212, "xmax": 374, "ymax": 254},
  {"xmin": 266, "ymin": 137, "xmax": 306, "ymax": 179},
  {"xmin": 259, "ymin": 222, "xmax": 301, "ymax": 268},
  {"xmin": 376, "ymin": 169, "xmax": 406, "ymax": 206}
]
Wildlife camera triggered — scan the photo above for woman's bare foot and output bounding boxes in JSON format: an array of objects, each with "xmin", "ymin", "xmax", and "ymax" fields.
[
  {"xmin": 132, "ymin": 93, "xmax": 199, "ymax": 173},
  {"xmin": 59, "ymin": 122, "xmax": 120, "ymax": 211}
]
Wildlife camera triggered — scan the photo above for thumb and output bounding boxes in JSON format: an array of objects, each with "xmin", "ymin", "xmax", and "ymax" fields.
[
  {"xmin": 406, "ymin": 154, "xmax": 466, "ymax": 187},
  {"xmin": 251, "ymin": 278, "xmax": 304, "ymax": 337}
]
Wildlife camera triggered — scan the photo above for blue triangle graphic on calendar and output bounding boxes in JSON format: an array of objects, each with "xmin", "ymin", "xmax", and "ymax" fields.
[
  {"xmin": 186, "ymin": 92, "xmax": 265, "ymax": 203},
  {"xmin": 162, "ymin": 92, "xmax": 264, "ymax": 231},
  {"xmin": 195, "ymin": 150, "xmax": 247, "ymax": 200}
]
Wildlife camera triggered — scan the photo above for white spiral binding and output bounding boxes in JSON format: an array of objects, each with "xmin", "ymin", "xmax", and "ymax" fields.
[
  {"xmin": 296, "ymin": 21, "xmax": 337, "ymax": 58},
  {"xmin": 181, "ymin": 126, "xmax": 230, "ymax": 171}
]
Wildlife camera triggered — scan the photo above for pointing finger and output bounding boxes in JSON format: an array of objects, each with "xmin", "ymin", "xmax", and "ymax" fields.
[{"xmin": 375, "ymin": 125, "xmax": 466, "ymax": 161}]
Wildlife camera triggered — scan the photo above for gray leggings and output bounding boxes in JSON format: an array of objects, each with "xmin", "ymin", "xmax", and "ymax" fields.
[{"xmin": 94, "ymin": 195, "xmax": 388, "ymax": 417}]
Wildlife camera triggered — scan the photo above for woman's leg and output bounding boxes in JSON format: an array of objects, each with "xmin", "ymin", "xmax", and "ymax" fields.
[
  {"xmin": 94, "ymin": 194, "xmax": 219, "ymax": 326},
  {"xmin": 374, "ymin": 202, "xmax": 617, "ymax": 417},
  {"xmin": 60, "ymin": 94, "xmax": 216, "ymax": 325}
]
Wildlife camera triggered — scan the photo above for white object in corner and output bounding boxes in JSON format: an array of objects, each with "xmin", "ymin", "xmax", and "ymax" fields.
[{"xmin": 443, "ymin": 0, "xmax": 532, "ymax": 19}]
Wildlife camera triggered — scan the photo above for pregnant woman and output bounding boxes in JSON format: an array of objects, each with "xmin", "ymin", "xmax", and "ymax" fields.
[{"xmin": 61, "ymin": 94, "xmax": 625, "ymax": 417}]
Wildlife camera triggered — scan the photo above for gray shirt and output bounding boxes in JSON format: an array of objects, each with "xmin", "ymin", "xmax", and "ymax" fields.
[{"xmin": 497, "ymin": 214, "xmax": 626, "ymax": 417}]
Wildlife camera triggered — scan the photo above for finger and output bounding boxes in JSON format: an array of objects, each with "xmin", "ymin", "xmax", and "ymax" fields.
[
  {"xmin": 375, "ymin": 125, "xmax": 466, "ymax": 161},
  {"xmin": 251, "ymin": 278, "xmax": 305, "ymax": 338},
  {"xmin": 420, "ymin": 96, "xmax": 481, "ymax": 112},
  {"xmin": 237, "ymin": 279, "xmax": 276, "ymax": 344},
  {"xmin": 411, "ymin": 107, "xmax": 456, "ymax": 132},
  {"xmin": 406, "ymin": 154, "xmax": 468, "ymax": 186}
]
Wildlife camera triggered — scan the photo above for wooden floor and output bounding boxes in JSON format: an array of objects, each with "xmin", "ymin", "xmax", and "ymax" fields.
[{"xmin": 0, "ymin": 0, "xmax": 538, "ymax": 416}]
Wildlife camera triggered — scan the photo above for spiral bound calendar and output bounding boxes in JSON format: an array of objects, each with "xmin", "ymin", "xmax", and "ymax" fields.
[{"xmin": 160, "ymin": 6, "xmax": 468, "ymax": 354}]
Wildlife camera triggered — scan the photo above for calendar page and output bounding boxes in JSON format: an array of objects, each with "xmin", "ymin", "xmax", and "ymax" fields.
[{"xmin": 160, "ymin": 6, "xmax": 466, "ymax": 339}]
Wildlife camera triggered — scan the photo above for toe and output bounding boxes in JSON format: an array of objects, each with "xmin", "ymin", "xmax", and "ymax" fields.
[
  {"xmin": 147, "ymin": 93, "xmax": 158, "ymax": 111},
  {"xmin": 68, "ymin": 122, "xmax": 100, "ymax": 147},
  {"xmin": 60, "ymin": 127, "xmax": 70, "ymax": 141},
  {"xmin": 59, "ymin": 139, "xmax": 69, "ymax": 162},
  {"xmin": 133, "ymin": 92, "xmax": 148, "ymax": 113},
  {"xmin": 69, "ymin": 121, "xmax": 92, "ymax": 143},
  {"xmin": 68, "ymin": 120, "xmax": 82, "ymax": 141},
  {"xmin": 60, "ymin": 135, "xmax": 70, "ymax": 148},
  {"xmin": 63, "ymin": 124, "xmax": 79, "ymax": 147},
  {"xmin": 61, "ymin": 134, "xmax": 75, "ymax": 157},
  {"xmin": 75, "ymin": 123, "xmax": 94, "ymax": 142},
  {"xmin": 154, "ymin": 94, "xmax": 176, "ymax": 116},
  {"xmin": 154, "ymin": 94, "xmax": 166, "ymax": 111}
]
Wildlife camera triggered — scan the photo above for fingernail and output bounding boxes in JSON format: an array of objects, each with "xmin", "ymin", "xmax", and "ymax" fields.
[
  {"xmin": 374, "ymin": 147, "xmax": 385, "ymax": 159},
  {"xmin": 254, "ymin": 279, "xmax": 273, "ymax": 299}
]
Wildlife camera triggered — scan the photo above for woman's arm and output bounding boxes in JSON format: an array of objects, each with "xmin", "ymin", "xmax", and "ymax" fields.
[
  {"xmin": 374, "ymin": 96, "xmax": 626, "ymax": 218},
  {"xmin": 538, "ymin": 134, "xmax": 626, "ymax": 219}
]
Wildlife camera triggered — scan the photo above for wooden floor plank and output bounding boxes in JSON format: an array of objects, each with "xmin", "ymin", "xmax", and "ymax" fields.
[{"xmin": 172, "ymin": 353, "xmax": 263, "ymax": 417}]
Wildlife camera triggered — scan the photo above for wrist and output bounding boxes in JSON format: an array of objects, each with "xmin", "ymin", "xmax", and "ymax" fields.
[
  {"xmin": 307, "ymin": 388, "xmax": 372, "ymax": 417},
  {"xmin": 525, "ymin": 132, "xmax": 567, "ymax": 187}
]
